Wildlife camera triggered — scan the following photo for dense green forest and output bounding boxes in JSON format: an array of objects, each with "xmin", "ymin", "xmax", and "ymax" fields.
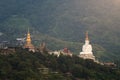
[
  {"xmin": 0, "ymin": 48, "xmax": 120, "ymax": 80},
  {"xmin": 0, "ymin": 0, "xmax": 120, "ymax": 61}
]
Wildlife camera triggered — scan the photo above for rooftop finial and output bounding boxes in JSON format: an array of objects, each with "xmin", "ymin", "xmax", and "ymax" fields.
[
  {"xmin": 28, "ymin": 27, "xmax": 30, "ymax": 34},
  {"xmin": 85, "ymin": 31, "xmax": 89, "ymax": 41}
]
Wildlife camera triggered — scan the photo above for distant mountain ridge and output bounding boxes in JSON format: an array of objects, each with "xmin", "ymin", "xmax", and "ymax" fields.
[{"xmin": 0, "ymin": 0, "xmax": 120, "ymax": 61}]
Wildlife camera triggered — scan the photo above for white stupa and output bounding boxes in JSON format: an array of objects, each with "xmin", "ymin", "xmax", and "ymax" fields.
[{"xmin": 79, "ymin": 32, "xmax": 95, "ymax": 60}]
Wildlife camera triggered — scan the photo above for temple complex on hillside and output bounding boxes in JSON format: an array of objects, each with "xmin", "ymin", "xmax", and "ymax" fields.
[
  {"xmin": 49, "ymin": 48, "xmax": 72, "ymax": 57},
  {"xmin": 24, "ymin": 29, "xmax": 35, "ymax": 52},
  {"xmin": 79, "ymin": 32, "xmax": 95, "ymax": 61}
]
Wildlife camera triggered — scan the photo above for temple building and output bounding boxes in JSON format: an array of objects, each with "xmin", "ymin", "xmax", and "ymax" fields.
[
  {"xmin": 79, "ymin": 32, "xmax": 95, "ymax": 61},
  {"xmin": 62, "ymin": 48, "xmax": 72, "ymax": 56},
  {"xmin": 39, "ymin": 42, "xmax": 48, "ymax": 53},
  {"xmin": 24, "ymin": 29, "xmax": 35, "ymax": 52},
  {"xmin": 49, "ymin": 48, "xmax": 72, "ymax": 57}
]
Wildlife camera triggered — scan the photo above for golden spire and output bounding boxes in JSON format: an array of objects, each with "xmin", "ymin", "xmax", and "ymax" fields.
[
  {"xmin": 24, "ymin": 28, "xmax": 35, "ymax": 52},
  {"xmin": 28, "ymin": 27, "xmax": 30, "ymax": 34},
  {"xmin": 85, "ymin": 31, "xmax": 89, "ymax": 41},
  {"xmin": 26, "ymin": 28, "xmax": 31, "ymax": 44}
]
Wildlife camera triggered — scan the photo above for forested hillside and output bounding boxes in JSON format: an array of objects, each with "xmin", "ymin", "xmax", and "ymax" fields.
[
  {"xmin": 0, "ymin": 0, "xmax": 120, "ymax": 61},
  {"xmin": 0, "ymin": 48, "xmax": 120, "ymax": 80}
]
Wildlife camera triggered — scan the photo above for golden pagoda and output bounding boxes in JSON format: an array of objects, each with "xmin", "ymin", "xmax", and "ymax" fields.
[{"xmin": 24, "ymin": 29, "xmax": 35, "ymax": 52}]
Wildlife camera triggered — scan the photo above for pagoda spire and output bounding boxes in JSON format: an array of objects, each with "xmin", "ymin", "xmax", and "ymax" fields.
[
  {"xmin": 26, "ymin": 28, "xmax": 31, "ymax": 44},
  {"xmin": 85, "ymin": 31, "xmax": 89, "ymax": 41},
  {"xmin": 28, "ymin": 27, "xmax": 30, "ymax": 34},
  {"xmin": 24, "ymin": 28, "xmax": 35, "ymax": 52}
]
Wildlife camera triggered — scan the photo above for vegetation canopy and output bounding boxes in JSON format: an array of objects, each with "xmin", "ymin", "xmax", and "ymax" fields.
[{"xmin": 0, "ymin": 48, "xmax": 120, "ymax": 80}]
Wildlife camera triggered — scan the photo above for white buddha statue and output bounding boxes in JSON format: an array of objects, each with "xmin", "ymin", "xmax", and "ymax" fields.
[
  {"xmin": 79, "ymin": 32, "xmax": 95, "ymax": 60},
  {"xmin": 82, "ymin": 33, "xmax": 92, "ymax": 54}
]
